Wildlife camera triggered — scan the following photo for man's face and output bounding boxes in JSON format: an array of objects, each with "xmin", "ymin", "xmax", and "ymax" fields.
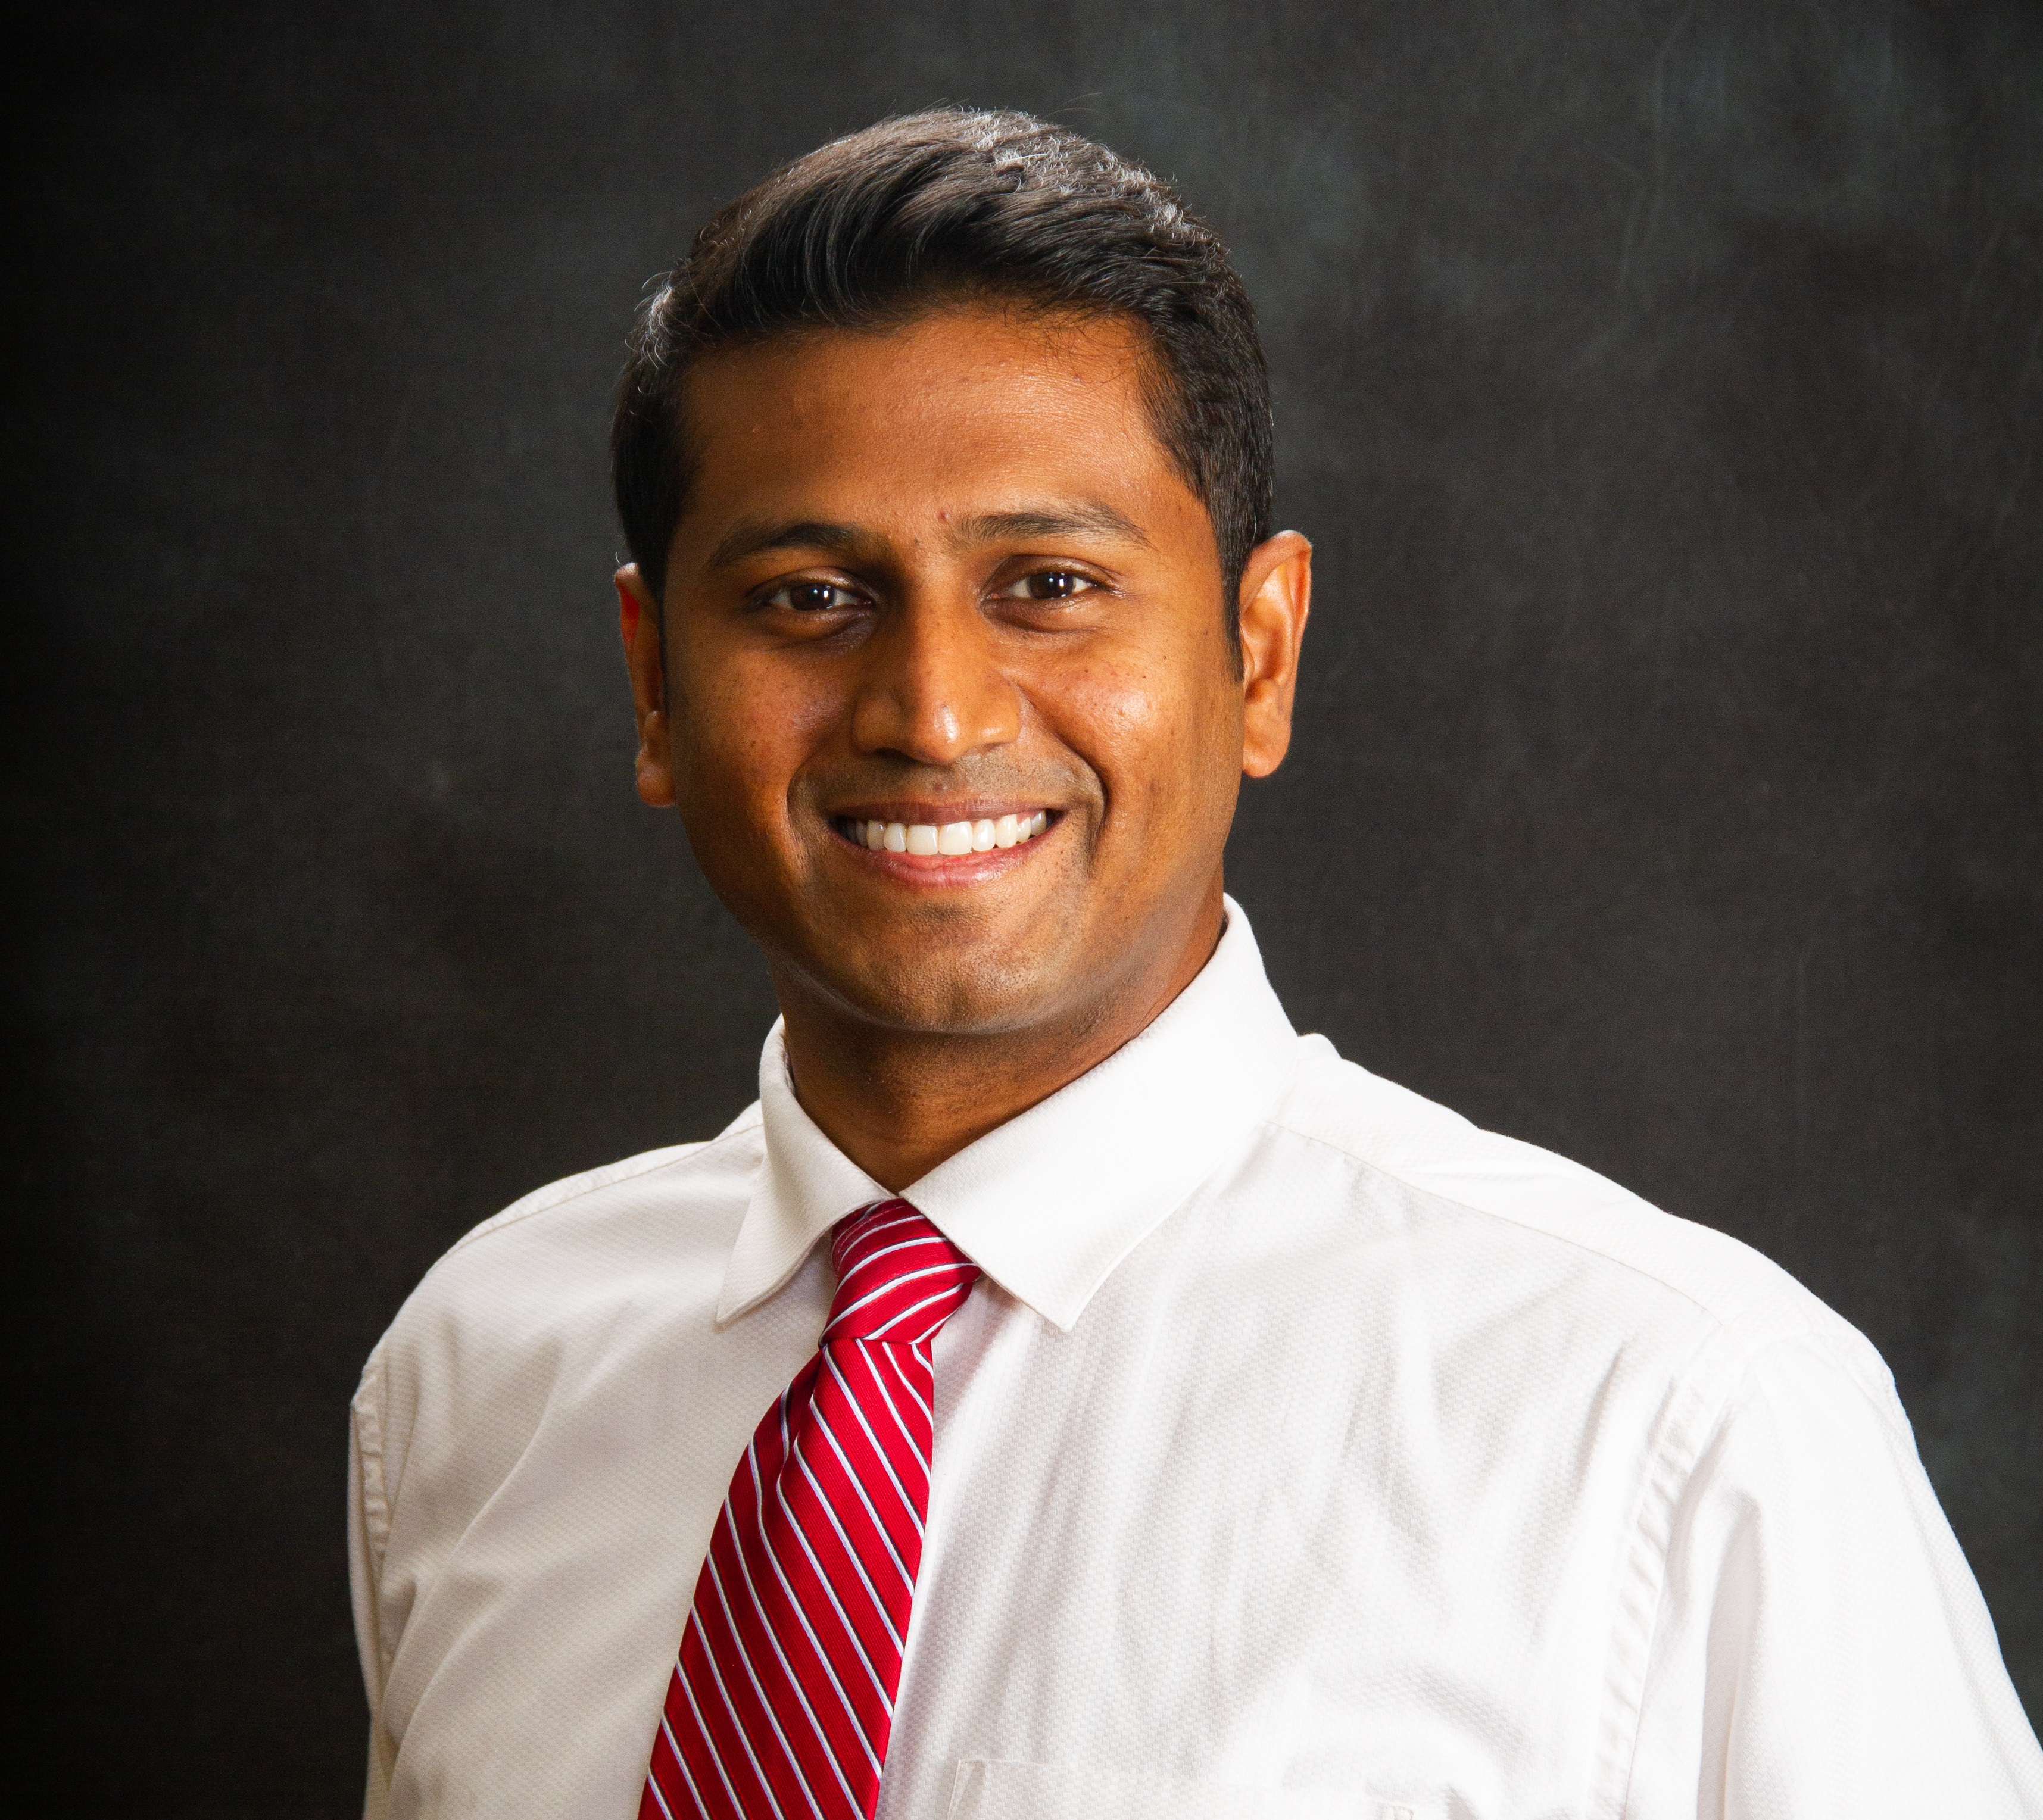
[{"xmin": 623, "ymin": 301, "xmax": 1304, "ymax": 1040}]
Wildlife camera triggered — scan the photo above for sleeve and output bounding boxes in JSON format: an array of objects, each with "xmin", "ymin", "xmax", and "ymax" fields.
[
  {"xmin": 1626, "ymin": 1323, "xmax": 2043, "ymax": 1818},
  {"xmin": 348, "ymin": 1348, "xmax": 395, "ymax": 1820}
]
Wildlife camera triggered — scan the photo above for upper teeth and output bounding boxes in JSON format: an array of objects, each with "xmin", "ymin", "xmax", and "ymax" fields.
[{"xmin": 859, "ymin": 812, "xmax": 1049, "ymax": 854}]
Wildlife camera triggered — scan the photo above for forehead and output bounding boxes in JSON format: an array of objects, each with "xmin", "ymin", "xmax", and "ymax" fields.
[{"xmin": 673, "ymin": 304, "xmax": 1208, "ymax": 550}]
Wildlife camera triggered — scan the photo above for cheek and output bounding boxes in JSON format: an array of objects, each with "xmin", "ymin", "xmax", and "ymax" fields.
[
  {"xmin": 668, "ymin": 654, "xmax": 827, "ymax": 829},
  {"xmin": 1051, "ymin": 640, "xmax": 1238, "ymax": 835},
  {"xmin": 665, "ymin": 670, "xmax": 819, "ymax": 937}
]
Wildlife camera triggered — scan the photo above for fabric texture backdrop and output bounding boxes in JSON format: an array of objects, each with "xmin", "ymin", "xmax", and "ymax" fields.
[{"xmin": 15, "ymin": 0, "xmax": 2041, "ymax": 1806}]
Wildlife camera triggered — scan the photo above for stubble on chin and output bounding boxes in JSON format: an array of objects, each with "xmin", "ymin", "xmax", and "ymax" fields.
[{"xmin": 771, "ymin": 890, "xmax": 1094, "ymax": 1039}]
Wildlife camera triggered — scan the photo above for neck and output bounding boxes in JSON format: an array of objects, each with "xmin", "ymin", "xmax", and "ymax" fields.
[{"xmin": 769, "ymin": 889, "xmax": 1226, "ymax": 1192}]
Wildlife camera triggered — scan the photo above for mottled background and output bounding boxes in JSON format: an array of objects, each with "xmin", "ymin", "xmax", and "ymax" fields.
[{"xmin": 15, "ymin": 0, "xmax": 2041, "ymax": 1804}]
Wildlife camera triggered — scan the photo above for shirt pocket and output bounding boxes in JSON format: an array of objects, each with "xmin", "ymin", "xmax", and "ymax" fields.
[{"xmin": 947, "ymin": 1760, "xmax": 1426, "ymax": 1820}]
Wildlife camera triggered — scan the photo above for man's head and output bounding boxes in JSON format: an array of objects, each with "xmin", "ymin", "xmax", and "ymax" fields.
[{"xmin": 610, "ymin": 110, "xmax": 1309, "ymax": 1103}]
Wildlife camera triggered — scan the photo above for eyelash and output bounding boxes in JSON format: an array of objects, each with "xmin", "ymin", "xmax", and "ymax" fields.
[
  {"xmin": 763, "ymin": 580, "xmax": 867, "ymax": 614},
  {"xmin": 999, "ymin": 570, "xmax": 1097, "ymax": 602},
  {"xmin": 758, "ymin": 569, "xmax": 1101, "ymax": 613}
]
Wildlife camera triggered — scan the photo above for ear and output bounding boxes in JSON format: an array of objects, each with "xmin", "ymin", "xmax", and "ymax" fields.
[
  {"xmin": 1236, "ymin": 531, "xmax": 1312, "ymax": 778},
  {"xmin": 616, "ymin": 564, "xmax": 676, "ymax": 807}
]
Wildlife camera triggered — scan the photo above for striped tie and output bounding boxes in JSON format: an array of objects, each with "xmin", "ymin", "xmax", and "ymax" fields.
[{"xmin": 641, "ymin": 1200, "xmax": 980, "ymax": 1820}]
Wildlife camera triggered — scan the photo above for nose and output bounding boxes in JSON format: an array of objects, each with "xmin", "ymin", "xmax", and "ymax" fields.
[{"xmin": 850, "ymin": 592, "xmax": 1022, "ymax": 766}]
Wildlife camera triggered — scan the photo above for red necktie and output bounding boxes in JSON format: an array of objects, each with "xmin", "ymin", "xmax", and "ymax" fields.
[{"xmin": 641, "ymin": 1200, "xmax": 980, "ymax": 1820}]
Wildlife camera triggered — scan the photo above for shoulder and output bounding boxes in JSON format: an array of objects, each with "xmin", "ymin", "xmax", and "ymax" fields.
[
  {"xmin": 361, "ymin": 1103, "xmax": 765, "ymax": 1388},
  {"xmin": 442, "ymin": 1103, "xmax": 763, "ymax": 1267},
  {"xmin": 1262, "ymin": 1037, "xmax": 1898, "ymax": 1413},
  {"xmin": 348, "ymin": 1105, "xmax": 771, "ymax": 1604}
]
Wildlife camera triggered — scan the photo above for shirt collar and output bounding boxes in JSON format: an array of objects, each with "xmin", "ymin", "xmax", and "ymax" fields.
[{"xmin": 717, "ymin": 896, "xmax": 1299, "ymax": 1332}]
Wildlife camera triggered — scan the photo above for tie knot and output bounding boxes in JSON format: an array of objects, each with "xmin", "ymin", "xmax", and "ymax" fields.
[{"xmin": 825, "ymin": 1200, "xmax": 979, "ymax": 1345}]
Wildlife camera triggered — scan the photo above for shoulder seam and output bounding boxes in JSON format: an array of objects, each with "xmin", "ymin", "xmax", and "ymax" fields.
[
  {"xmin": 442, "ymin": 1115, "xmax": 762, "ymax": 1263},
  {"xmin": 1258, "ymin": 1111, "xmax": 1798, "ymax": 1331},
  {"xmin": 348, "ymin": 1347, "xmax": 394, "ymax": 1687},
  {"xmin": 1608, "ymin": 1310, "xmax": 1908, "ymax": 1812},
  {"xmin": 1602, "ymin": 1309, "xmax": 1755, "ymax": 1813}
]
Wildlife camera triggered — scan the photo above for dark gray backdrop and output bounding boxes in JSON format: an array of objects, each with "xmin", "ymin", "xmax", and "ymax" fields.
[{"xmin": 15, "ymin": 0, "xmax": 2041, "ymax": 1806}]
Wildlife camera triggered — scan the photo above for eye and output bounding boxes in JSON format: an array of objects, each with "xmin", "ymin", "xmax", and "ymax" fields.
[
  {"xmin": 998, "ymin": 569, "xmax": 1097, "ymax": 602},
  {"xmin": 763, "ymin": 579, "xmax": 866, "ymax": 614}
]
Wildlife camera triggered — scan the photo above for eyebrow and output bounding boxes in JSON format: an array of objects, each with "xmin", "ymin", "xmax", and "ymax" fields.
[
  {"xmin": 703, "ymin": 501, "xmax": 1152, "ymax": 572},
  {"xmin": 706, "ymin": 517, "xmax": 869, "ymax": 570},
  {"xmin": 943, "ymin": 504, "xmax": 1152, "ymax": 550}
]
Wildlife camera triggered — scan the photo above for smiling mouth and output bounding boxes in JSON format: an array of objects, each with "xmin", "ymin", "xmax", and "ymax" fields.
[{"xmin": 830, "ymin": 811, "xmax": 1054, "ymax": 856}]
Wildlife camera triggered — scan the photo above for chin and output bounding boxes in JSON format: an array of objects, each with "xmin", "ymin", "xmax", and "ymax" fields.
[{"xmin": 813, "ymin": 943, "xmax": 1074, "ymax": 1038}]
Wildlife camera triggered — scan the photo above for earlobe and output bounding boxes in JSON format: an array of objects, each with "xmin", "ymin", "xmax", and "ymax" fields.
[
  {"xmin": 1237, "ymin": 531, "xmax": 1312, "ymax": 781},
  {"xmin": 635, "ymin": 710, "xmax": 676, "ymax": 808}
]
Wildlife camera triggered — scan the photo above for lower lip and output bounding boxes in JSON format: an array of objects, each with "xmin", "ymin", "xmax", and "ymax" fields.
[{"xmin": 829, "ymin": 819, "xmax": 1057, "ymax": 886}]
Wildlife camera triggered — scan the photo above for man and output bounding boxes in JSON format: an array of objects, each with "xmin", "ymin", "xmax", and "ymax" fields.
[{"xmin": 348, "ymin": 110, "xmax": 2043, "ymax": 1819}]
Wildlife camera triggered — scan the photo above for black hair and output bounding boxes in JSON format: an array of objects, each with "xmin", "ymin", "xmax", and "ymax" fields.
[{"xmin": 610, "ymin": 108, "xmax": 1273, "ymax": 630}]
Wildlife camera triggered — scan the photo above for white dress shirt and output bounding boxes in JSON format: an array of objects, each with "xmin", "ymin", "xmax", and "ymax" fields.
[{"xmin": 350, "ymin": 901, "xmax": 2043, "ymax": 1819}]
